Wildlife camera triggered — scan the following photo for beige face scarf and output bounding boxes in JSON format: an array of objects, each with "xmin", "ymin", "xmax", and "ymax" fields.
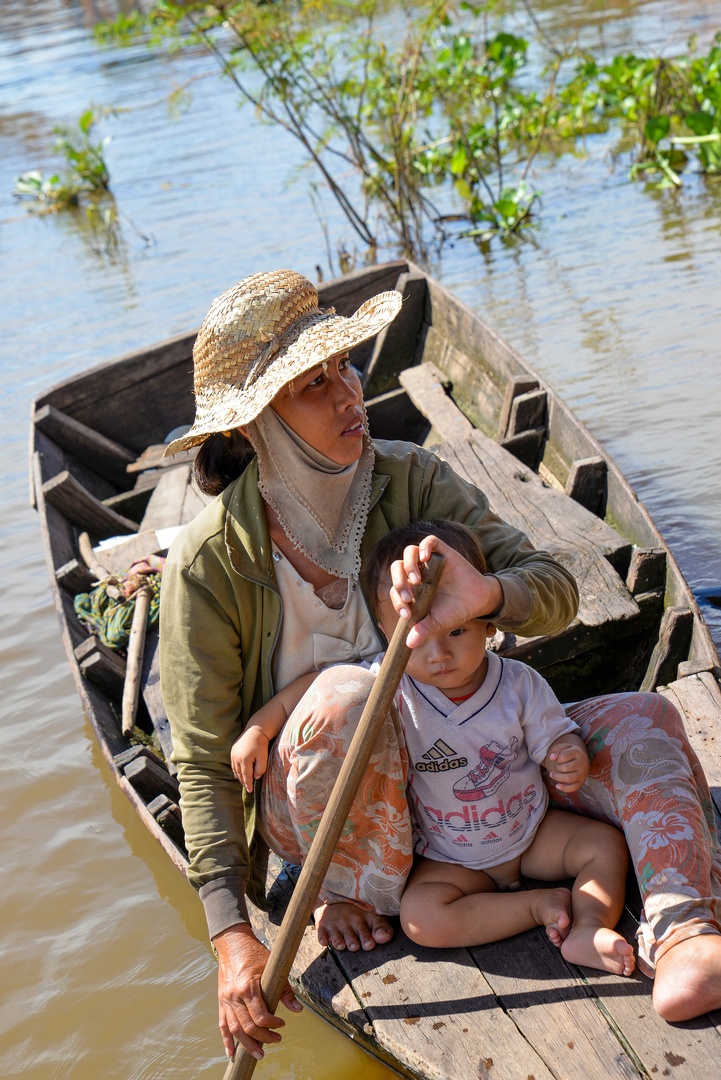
[{"xmin": 245, "ymin": 406, "xmax": 375, "ymax": 580}]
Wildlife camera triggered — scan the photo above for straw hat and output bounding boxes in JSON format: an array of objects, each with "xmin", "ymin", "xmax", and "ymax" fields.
[{"xmin": 164, "ymin": 269, "xmax": 402, "ymax": 456}]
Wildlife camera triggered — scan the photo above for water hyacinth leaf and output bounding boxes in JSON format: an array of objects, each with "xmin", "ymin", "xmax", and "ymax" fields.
[
  {"xmin": 645, "ymin": 115, "xmax": 670, "ymax": 144},
  {"xmin": 495, "ymin": 198, "xmax": 518, "ymax": 219},
  {"xmin": 686, "ymin": 111, "xmax": 714, "ymax": 136}
]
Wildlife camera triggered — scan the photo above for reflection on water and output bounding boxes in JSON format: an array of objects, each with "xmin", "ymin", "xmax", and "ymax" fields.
[{"xmin": 2, "ymin": 0, "xmax": 721, "ymax": 1077}]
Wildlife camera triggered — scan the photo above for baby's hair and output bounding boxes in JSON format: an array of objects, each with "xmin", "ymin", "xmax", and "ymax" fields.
[{"xmin": 362, "ymin": 519, "xmax": 488, "ymax": 620}]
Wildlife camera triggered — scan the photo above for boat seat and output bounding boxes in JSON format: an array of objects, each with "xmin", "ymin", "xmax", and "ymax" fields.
[{"xmin": 399, "ymin": 362, "xmax": 662, "ymax": 698}]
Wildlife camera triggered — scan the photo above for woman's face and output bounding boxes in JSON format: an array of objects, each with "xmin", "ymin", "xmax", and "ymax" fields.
[{"xmin": 269, "ymin": 352, "xmax": 365, "ymax": 466}]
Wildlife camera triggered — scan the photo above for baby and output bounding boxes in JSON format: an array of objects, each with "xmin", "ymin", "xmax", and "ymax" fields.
[{"xmin": 231, "ymin": 519, "xmax": 635, "ymax": 976}]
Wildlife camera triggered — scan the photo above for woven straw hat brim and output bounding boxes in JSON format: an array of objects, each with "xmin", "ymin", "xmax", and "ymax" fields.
[{"xmin": 165, "ymin": 289, "xmax": 402, "ymax": 456}]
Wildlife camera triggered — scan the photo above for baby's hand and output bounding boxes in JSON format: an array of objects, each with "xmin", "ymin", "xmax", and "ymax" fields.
[
  {"xmin": 546, "ymin": 738, "xmax": 589, "ymax": 793},
  {"xmin": 230, "ymin": 728, "xmax": 270, "ymax": 793}
]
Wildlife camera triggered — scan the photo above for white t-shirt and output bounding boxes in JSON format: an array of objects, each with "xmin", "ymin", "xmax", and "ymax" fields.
[{"xmin": 370, "ymin": 651, "xmax": 578, "ymax": 870}]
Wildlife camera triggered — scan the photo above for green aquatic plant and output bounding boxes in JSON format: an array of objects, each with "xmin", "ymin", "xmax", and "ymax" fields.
[
  {"xmin": 93, "ymin": 3, "xmax": 721, "ymax": 262},
  {"xmin": 13, "ymin": 108, "xmax": 111, "ymax": 210}
]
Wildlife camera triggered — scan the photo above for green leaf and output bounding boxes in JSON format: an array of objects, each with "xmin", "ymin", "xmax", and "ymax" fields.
[
  {"xmin": 494, "ymin": 198, "xmax": 518, "ymax": 219},
  {"xmin": 79, "ymin": 108, "xmax": 94, "ymax": 134},
  {"xmin": 450, "ymin": 144, "xmax": 467, "ymax": 175},
  {"xmin": 686, "ymin": 110, "xmax": 714, "ymax": 136},
  {"xmin": 644, "ymin": 115, "xmax": 670, "ymax": 144}
]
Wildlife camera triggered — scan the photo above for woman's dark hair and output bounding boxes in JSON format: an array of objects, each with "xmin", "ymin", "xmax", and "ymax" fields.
[
  {"xmin": 192, "ymin": 430, "xmax": 255, "ymax": 497},
  {"xmin": 362, "ymin": 519, "xmax": 488, "ymax": 619}
]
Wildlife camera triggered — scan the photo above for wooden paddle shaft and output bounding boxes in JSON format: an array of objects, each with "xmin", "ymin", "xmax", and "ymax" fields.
[
  {"xmin": 224, "ymin": 553, "xmax": 445, "ymax": 1080},
  {"xmin": 121, "ymin": 583, "xmax": 152, "ymax": 736}
]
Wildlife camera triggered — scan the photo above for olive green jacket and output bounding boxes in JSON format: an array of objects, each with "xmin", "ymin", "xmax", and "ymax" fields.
[{"xmin": 159, "ymin": 440, "xmax": 579, "ymax": 938}]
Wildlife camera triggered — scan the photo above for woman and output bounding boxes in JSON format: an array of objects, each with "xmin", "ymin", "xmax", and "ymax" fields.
[{"xmin": 160, "ymin": 269, "xmax": 721, "ymax": 1062}]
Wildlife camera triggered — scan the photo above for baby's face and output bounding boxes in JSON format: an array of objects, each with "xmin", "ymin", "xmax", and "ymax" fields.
[{"xmin": 376, "ymin": 585, "xmax": 494, "ymax": 699}]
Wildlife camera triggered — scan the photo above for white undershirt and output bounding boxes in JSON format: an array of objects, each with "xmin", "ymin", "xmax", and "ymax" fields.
[{"xmin": 270, "ymin": 544, "xmax": 382, "ymax": 691}]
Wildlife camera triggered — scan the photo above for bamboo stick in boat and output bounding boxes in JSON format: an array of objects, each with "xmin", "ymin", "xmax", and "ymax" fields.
[{"xmin": 121, "ymin": 582, "xmax": 152, "ymax": 736}]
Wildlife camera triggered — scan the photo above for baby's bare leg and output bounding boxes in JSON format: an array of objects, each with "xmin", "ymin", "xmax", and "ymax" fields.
[
  {"xmin": 400, "ymin": 856, "xmax": 571, "ymax": 950},
  {"xmin": 521, "ymin": 810, "xmax": 635, "ymax": 976}
]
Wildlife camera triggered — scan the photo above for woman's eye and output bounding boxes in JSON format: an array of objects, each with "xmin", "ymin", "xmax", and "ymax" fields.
[
  {"xmin": 308, "ymin": 372, "xmax": 324, "ymax": 386},
  {"xmin": 339, "ymin": 356, "xmax": 351, "ymax": 369}
]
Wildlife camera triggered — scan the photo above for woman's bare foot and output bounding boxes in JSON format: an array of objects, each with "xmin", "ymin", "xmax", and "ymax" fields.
[
  {"xmin": 314, "ymin": 901, "xmax": 394, "ymax": 952},
  {"xmin": 653, "ymin": 933, "xmax": 721, "ymax": 1021},
  {"xmin": 531, "ymin": 887, "xmax": 572, "ymax": 947},
  {"xmin": 561, "ymin": 923, "xmax": 635, "ymax": 976}
]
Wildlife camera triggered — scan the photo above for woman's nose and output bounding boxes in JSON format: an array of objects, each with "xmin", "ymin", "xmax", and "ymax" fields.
[{"xmin": 331, "ymin": 364, "xmax": 360, "ymax": 409}]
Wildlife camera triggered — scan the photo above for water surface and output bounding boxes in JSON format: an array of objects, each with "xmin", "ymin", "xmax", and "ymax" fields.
[{"xmin": 1, "ymin": 1, "xmax": 720, "ymax": 1076}]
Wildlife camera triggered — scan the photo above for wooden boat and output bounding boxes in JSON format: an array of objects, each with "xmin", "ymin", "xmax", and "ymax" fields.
[{"xmin": 30, "ymin": 259, "xmax": 721, "ymax": 1080}]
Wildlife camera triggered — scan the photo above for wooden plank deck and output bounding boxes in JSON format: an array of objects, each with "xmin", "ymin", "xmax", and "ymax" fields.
[{"xmin": 248, "ymin": 857, "xmax": 721, "ymax": 1080}]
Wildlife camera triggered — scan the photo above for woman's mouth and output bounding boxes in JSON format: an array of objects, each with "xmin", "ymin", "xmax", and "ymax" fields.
[{"xmin": 342, "ymin": 421, "xmax": 364, "ymax": 436}]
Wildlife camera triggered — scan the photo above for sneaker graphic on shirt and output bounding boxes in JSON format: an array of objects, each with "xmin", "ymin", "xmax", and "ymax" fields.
[{"xmin": 452, "ymin": 738, "xmax": 520, "ymax": 802}]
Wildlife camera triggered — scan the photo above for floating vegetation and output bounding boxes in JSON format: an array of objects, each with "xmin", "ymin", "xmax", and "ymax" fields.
[{"xmin": 88, "ymin": 3, "xmax": 721, "ymax": 261}]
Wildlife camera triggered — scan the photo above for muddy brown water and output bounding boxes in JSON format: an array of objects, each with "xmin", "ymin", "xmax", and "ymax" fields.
[{"xmin": 2, "ymin": 0, "xmax": 721, "ymax": 1077}]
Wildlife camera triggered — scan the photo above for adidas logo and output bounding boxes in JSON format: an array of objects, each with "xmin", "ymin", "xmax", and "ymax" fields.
[{"xmin": 415, "ymin": 739, "xmax": 468, "ymax": 773}]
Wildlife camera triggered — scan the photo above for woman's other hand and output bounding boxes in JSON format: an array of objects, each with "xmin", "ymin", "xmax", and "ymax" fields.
[
  {"xmin": 230, "ymin": 728, "xmax": 270, "ymax": 793},
  {"xmin": 390, "ymin": 535, "xmax": 503, "ymax": 648},
  {"xmin": 214, "ymin": 922, "xmax": 302, "ymax": 1060}
]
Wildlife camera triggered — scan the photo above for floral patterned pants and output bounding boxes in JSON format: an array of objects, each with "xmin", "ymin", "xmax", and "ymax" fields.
[{"xmin": 259, "ymin": 665, "xmax": 721, "ymax": 975}]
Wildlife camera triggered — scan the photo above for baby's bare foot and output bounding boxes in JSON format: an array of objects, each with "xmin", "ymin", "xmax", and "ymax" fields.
[
  {"xmin": 561, "ymin": 924, "xmax": 635, "ymax": 976},
  {"xmin": 531, "ymin": 887, "xmax": 572, "ymax": 947},
  {"xmin": 314, "ymin": 901, "xmax": 394, "ymax": 952}
]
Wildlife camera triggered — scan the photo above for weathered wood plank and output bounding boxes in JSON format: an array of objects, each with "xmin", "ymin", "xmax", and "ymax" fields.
[
  {"xmin": 147, "ymin": 794, "xmax": 185, "ymax": 850},
  {"xmin": 363, "ymin": 271, "xmax": 427, "ymax": 395},
  {"xmin": 33, "ymin": 403, "xmax": 135, "ymax": 487},
  {"xmin": 498, "ymin": 426, "xmax": 546, "ymax": 470},
  {"xmin": 419, "ymin": 324, "xmax": 501, "ymax": 436},
  {"xmin": 565, "ymin": 455, "xmax": 607, "ymax": 516},
  {"xmin": 75, "ymin": 635, "xmax": 127, "ymax": 698},
  {"xmin": 34, "ymin": 426, "xmax": 117, "ymax": 503},
  {"xmin": 659, "ymin": 671, "xmax": 721, "ymax": 816},
  {"xmin": 438, "ymin": 432, "xmax": 632, "ymax": 569},
  {"xmin": 181, "ymin": 478, "xmax": 211, "ymax": 524},
  {"xmin": 502, "ymin": 589, "xmax": 664, "ymax": 697},
  {"xmin": 127, "ymin": 444, "xmax": 198, "ymax": 473},
  {"xmin": 335, "ymin": 932, "xmax": 555, "ymax": 1080},
  {"xmin": 497, "ymin": 376, "xmax": 539, "ymax": 440},
  {"xmin": 42, "ymin": 471, "xmax": 138, "ymax": 538},
  {"xmin": 641, "ymin": 606, "xmax": 695, "ymax": 691},
  {"xmin": 399, "ymin": 363, "xmax": 474, "ymax": 443},
  {"xmin": 56, "ymin": 558, "xmax": 95, "ymax": 596},
  {"xmin": 572, "ymin": 910, "xmax": 721, "ymax": 1079},
  {"xmin": 33, "ymin": 330, "xmax": 198, "ymax": 452},
  {"xmin": 472, "ymin": 928, "xmax": 643, "ymax": 1080},
  {"xmin": 123, "ymin": 754, "xmax": 180, "ymax": 804},
  {"xmin": 103, "ymin": 486, "xmax": 154, "ymax": 524},
  {"xmin": 626, "ymin": 547, "xmax": 666, "ymax": 595},
  {"xmin": 507, "ymin": 388, "xmax": 547, "ymax": 439},
  {"xmin": 365, "ymin": 388, "xmax": 429, "ymax": 445},
  {"xmin": 90, "ymin": 530, "xmax": 165, "ymax": 576},
  {"xmin": 140, "ymin": 465, "xmax": 192, "ymax": 531}
]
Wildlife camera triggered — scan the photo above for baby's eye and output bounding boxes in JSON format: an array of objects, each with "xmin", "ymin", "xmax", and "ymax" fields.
[{"xmin": 449, "ymin": 627, "xmax": 464, "ymax": 637}]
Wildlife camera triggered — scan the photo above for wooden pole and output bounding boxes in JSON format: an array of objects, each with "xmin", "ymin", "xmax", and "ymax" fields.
[
  {"xmin": 223, "ymin": 553, "xmax": 445, "ymax": 1080},
  {"xmin": 121, "ymin": 582, "xmax": 152, "ymax": 736}
]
